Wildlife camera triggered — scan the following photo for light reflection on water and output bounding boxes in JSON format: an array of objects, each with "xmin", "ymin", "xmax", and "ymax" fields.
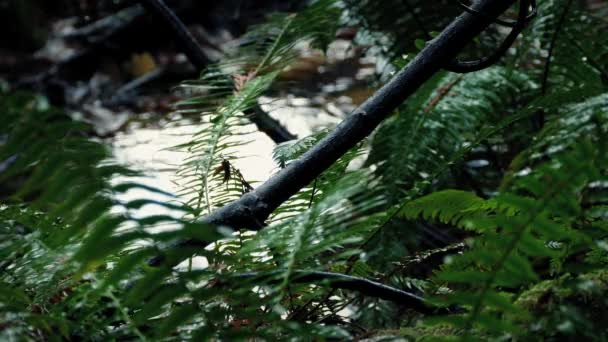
[{"xmin": 112, "ymin": 121, "xmax": 277, "ymax": 202}]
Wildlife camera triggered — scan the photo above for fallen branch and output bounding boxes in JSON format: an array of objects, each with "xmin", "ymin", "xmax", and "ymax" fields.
[
  {"xmin": 394, "ymin": 242, "xmax": 466, "ymax": 278},
  {"xmin": 18, "ymin": 5, "xmax": 146, "ymax": 89},
  {"xmin": 62, "ymin": 5, "xmax": 146, "ymax": 44},
  {"xmin": 103, "ymin": 67, "xmax": 167, "ymax": 107},
  {"xmin": 225, "ymin": 270, "xmax": 443, "ymax": 314},
  {"xmin": 244, "ymin": 105, "xmax": 296, "ymax": 143}
]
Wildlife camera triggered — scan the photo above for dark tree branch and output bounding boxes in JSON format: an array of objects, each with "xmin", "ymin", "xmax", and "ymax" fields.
[
  {"xmin": 226, "ymin": 270, "xmax": 443, "ymax": 314},
  {"xmin": 244, "ymin": 106, "xmax": 297, "ymax": 143},
  {"xmin": 140, "ymin": 0, "xmax": 297, "ymax": 144},
  {"xmin": 203, "ymin": 0, "xmax": 522, "ymax": 230},
  {"xmin": 140, "ymin": 0, "xmax": 213, "ymax": 68},
  {"xmin": 403, "ymin": 0, "xmax": 534, "ymax": 74},
  {"xmin": 445, "ymin": 0, "xmax": 533, "ymax": 73},
  {"xmin": 148, "ymin": 0, "xmax": 526, "ymax": 269},
  {"xmin": 62, "ymin": 5, "xmax": 146, "ymax": 44}
]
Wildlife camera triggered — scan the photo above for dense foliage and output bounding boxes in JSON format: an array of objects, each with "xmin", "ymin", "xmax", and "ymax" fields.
[{"xmin": 1, "ymin": 0, "xmax": 608, "ymax": 340}]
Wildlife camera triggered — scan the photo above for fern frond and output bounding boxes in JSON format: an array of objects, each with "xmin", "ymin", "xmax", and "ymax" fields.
[
  {"xmin": 175, "ymin": 72, "xmax": 278, "ymax": 214},
  {"xmin": 174, "ymin": 0, "xmax": 342, "ymax": 217},
  {"xmin": 519, "ymin": 0, "xmax": 608, "ymax": 94},
  {"xmin": 269, "ymin": 129, "xmax": 367, "ymax": 221},
  {"xmin": 416, "ymin": 139, "xmax": 605, "ymax": 338},
  {"xmin": 0, "ymin": 92, "xmax": 233, "ymax": 339},
  {"xmin": 506, "ymin": 92, "xmax": 608, "ymax": 186},
  {"xmin": 368, "ymin": 67, "xmax": 535, "ymax": 200},
  {"xmin": 237, "ymin": 171, "xmax": 385, "ymax": 303}
]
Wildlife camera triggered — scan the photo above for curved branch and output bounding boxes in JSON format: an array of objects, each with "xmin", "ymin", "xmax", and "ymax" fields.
[
  {"xmin": 445, "ymin": 0, "xmax": 532, "ymax": 73},
  {"xmin": 225, "ymin": 270, "xmax": 444, "ymax": 314},
  {"xmin": 456, "ymin": 0, "xmax": 537, "ymax": 28},
  {"xmin": 403, "ymin": 0, "xmax": 534, "ymax": 74}
]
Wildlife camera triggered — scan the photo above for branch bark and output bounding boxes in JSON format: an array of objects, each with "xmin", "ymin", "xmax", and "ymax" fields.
[
  {"xmin": 204, "ymin": 0, "xmax": 520, "ymax": 229},
  {"xmin": 226, "ymin": 270, "xmax": 444, "ymax": 314}
]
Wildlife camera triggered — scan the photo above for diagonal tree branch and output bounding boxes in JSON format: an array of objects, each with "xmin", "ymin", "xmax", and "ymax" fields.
[
  {"xmin": 203, "ymin": 0, "xmax": 521, "ymax": 229},
  {"xmin": 140, "ymin": 0, "xmax": 296, "ymax": 143}
]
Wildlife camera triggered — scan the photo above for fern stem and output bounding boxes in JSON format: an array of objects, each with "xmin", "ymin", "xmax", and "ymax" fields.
[
  {"xmin": 254, "ymin": 15, "xmax": 295, "ymax": 75},
  {"xmin": 540, "ymin": 0, "xmax": 574, "ymax": 95},
  {"xmin": 203, "ymin": 172, "xmax": 212, "ymax": 215},
  {"xmin": 308, "ymin": 178, "xmax": 318, "ymax": 208},
  {"xmin": 277, "ymin": 215, "xmax": 312, "ymax": 301},
  {"xmin": 107, "ymin": 290, "xmax": 149, "ymax": 341}
]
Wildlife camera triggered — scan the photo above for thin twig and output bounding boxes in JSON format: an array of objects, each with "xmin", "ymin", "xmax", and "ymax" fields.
[
  {"xmin": 537, "ymin": 0, "xmax": 574, "ymax": 128},
  {"xmin": 139, "ymin": 0, "xmax": 213, "ymax": 68},
  {"xmin": 424, "ymin": 75, "xmax": 464, "ymax": 114}
]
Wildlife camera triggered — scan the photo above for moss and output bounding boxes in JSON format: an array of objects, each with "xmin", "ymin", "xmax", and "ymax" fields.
[
  {"xmin": 515, "ymin": 274, "xmax": 573, "ymax": 312},
  {"xmin": 517, "ymin": 270, "xmax": 608, "ymax": 312},
  {"xmin": 513, "ymin": 270, "xmax": 608, "ymax": 340},
  {"xmin": 398, "ymin": 323, "xmax": 461, "ymax": 341}
]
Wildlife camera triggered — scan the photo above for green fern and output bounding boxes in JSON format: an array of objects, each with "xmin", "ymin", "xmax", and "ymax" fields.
[
  {"xmin": 173, "ymin": 0, "xmax": 342, "ymax": 217},
  {"xmin": 368, "ymin": 67, "xmax": 535, "ymax": 201},
  {"xmin": 518, "ymin": 0, "xmax": 608, "ymax": 94},
  {"xmin": 398, "ymin": 111, "xmax": 606, "ymax": 338},
  {"xmin": 270, "ymin": 129, "xmax": 367, "ymax": 221}
]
